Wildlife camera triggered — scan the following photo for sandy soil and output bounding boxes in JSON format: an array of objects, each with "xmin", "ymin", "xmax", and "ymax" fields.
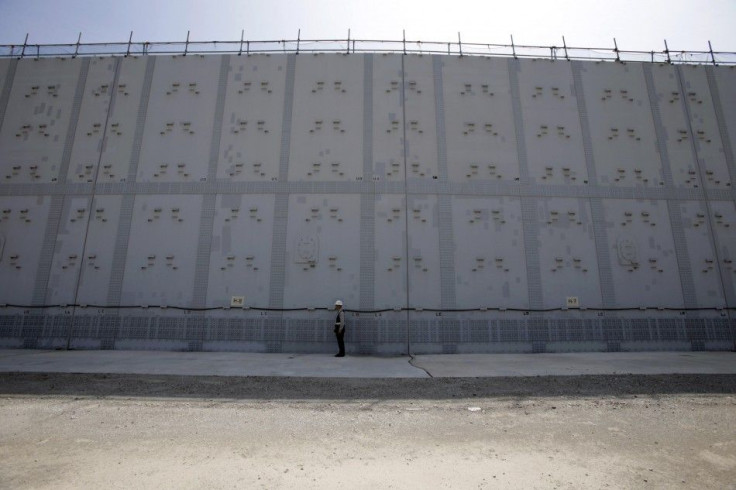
[{"xmin": 1, "ymin": 374, "xmax": 735, "ymax": 489}]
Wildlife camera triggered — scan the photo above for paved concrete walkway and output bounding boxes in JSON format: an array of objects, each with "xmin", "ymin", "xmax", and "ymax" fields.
[
  {"xmin": 0, "ymin": 349, "xmax": 733, "ymax": 378},
  {"xmin": 411, "ymin": 352, "xmax": 736, "ymax": 377}
]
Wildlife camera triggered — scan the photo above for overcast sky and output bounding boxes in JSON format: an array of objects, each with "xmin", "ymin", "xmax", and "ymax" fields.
[{"xmin": 0, "ymin": 0, "xmax": 734, "ymax": 53}]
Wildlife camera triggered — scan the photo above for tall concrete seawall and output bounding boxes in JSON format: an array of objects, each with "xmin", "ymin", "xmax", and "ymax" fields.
[{"xmin": 0, "ymin": 52, "xmax": 734, "ymax": 354}]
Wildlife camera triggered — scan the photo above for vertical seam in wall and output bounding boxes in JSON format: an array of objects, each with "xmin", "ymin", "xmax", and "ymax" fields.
[
  {"xmin": 509, "ymin": 58, "xmax": 543, "ymax": 309},
  {"xmin": 666, "ymin": 198, "xmax": 697, "ymax": 306},
  {"xmin": 360, "ymin": 54, "xmax": 375, "ymax": 310},
  {"xmin": 572, "ymin": 60, "xmax": 616, "ymax": 307},
  {"xmin": 32, "ymin": 58, "xmax": 90, "ymax": 305},
  {"xmin": 643, "ymin": 65, "xmax": 675, "ymax": 187},
  {"xmin": 643, "ymin": 63, "xmax": 696, "ymax": 308},
  {"xmin": 362, "ymin": 54, "xmax": 374, "ymax": 179},
  {"xmin": 0, "ymin": 58, "xmax": 18, "ymax": 134},
  {"xmin": 432, "ymin": 56, "xmax": 456, "ymax": 309},
  {"xmin": 401, "ymin": 54, "xmax": 411, "ymax": 354},
  {"xmin": 106, "ymin": 195, "xmax": 134, "ymax": 306},
  {"xmin": 191, "ymin": 55, "xmax": 230, "ymax": 308},
  {"xmin": 268, "ymin": 53, "xmax": 296, "ymax": 314},
  {"xmin": 676, "ymin": 65, "xmax": 732, "ymax": 316},
  {"xmin": 190, "ymin": 180, "xmax": 221, "ymax": 312},
  {"xmin": 31, "ymin": 196, "xmax": 64, "ymax": 305},
  {"xmin": 57, "ymin": 58, "xmax": 90, "ymax": 185},
  {"xmin": 520, "ymin": 197, "xmax": 543, "ymax": 309},
  {"xmin": 207, "ymin": 55, "xmax": 230, "ymax": 183},
  {"xmin": 107, "ymin": 56, "xmax": 156, "ymax": 306},
  {"xmin": 508, "ymin": 58, "xmax": 530, "ymax": 184},
  {"xmin": 125, "ymin": 57, "xmax": 156, "ymax": 183}
]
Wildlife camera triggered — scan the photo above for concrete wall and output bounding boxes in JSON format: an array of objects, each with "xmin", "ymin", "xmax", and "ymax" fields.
[{"xmin": 0, "ymin": 53, "xmax": 734, "ymax": 353}]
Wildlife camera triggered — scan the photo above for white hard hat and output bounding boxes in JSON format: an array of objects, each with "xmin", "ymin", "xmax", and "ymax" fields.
[{"xmin": 334, "ymin": 300, "xmax": 343, "ymax": 306}]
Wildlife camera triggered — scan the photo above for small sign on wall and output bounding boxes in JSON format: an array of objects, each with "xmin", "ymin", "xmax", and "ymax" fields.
[
  {"xmin": 231, "ymin": 296, "xmax": 245, "ymax": 307},
  {"xmin": 566, "ymin": 296, "xmax": 580, "ymax": 308}
]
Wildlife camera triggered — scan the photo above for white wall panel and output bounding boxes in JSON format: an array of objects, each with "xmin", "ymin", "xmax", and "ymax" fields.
[
  {"xmin": 537, "ymin": 198, "xmax": 601, "ymax": 308},
  {"xmin": 406, "ymin": 194, "xmax": 441, "ymax": 307},
  {"xmin": 0, "ymin": 196, "xmax": 52, "ymax": 304},
  {"xmin": 46, "ymin": 196, "xmax": 91, "ymax": 304},
  {"xmin": 443, "ymin": 57, "xmax": 512, "ymax": 182},
  {"xmin": 580, "ymin": 62, "xmax": 663, "ymax": 187},
  {"xmin": 404, "ymin": 55, "xmax": 439, "ymax": 181},
  {"xmin": 206, "ymin": 194, "xmax": 274, "ymax": 307},
  {"xmin": 649, "ymin": 63, "xmax": 699, "ymax": 188},
  {"xmin": 452, "ymin": 196, "xmax": 527, "ymax": 308},
  {"xmin": 444, "ymin": 57, "xmax": 520, "ymax": 183},
  {"xmin": 67, "ymin": 58, "xmax": 116, "ymax": 183},
  {"xmin": 137, "ymin": 55, "xmax": 221, "ymax": 182},
  {"xmin": 372, "ymin": 54, "xmax": 403, "ymax": 181},
  {"xmin": 518, "ymin": 59, "xmax": 588, "ymax": 185},
  {"xmin": 603, "ymin": 198, "xmax": 682, "ymax": 307},
  {"xmin": 288, "ymin": 54, "xmax": 364, "ymax": 182},
  {"xmin": 218, "ymin": 54, "xmax": 285, "ymax": 182},
  {"xmin": 120, "ymin": 194, "xmax": 203, "ymax": 305},
  {"xmin": 97, "ymin": 56, "xmax": 148, "ymax": 182},
  {"xmin": 0, "ymin": 58, "xmax": 82, "ymax": 183},
  {"xmin": 374, "ymin": 194, "xmax": 407, "ymax": 308},
  {"xmin": 678, "ymin": 200, "xmax": 727, "ymax": 307},
  {"xmin": 283, "ymin": 194, "xmax": 361, "ymax": 308},
  {"xmin": 75, "ymin": 195, "xmax": 123, "ymax": 305}
]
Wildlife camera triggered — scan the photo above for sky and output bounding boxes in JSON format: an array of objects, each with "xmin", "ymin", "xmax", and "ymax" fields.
[{"xmin": 0, "ymin": 0, "xmax": 734, "ymax": 53}]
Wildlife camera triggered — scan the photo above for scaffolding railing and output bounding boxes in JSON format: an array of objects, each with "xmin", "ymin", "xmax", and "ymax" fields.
[{"xmin": 1, "ymin": 32, "xmax": 735, "ymax": 65}]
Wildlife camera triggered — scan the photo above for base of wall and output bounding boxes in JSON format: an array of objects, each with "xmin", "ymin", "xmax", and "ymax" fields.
[
  {"xmin": 1, "ymin": 310, "xmax": 734, "ymax": 355},
  {"xmin": 2, "ymin": 338, "xmax": 734, "ymax": 355}
]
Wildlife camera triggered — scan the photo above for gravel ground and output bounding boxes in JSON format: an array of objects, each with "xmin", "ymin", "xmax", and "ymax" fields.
[{"xmin": 1, "ymin": 373, "xmax": 735, "ymax": 489}]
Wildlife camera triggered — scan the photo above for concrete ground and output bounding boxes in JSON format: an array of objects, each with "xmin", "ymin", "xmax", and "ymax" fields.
[{"xmin": 0, "ymin": 349, "xmax": 734, "ymax": 378}]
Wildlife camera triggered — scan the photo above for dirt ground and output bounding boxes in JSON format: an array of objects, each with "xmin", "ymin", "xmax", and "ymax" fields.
[{"xmin": 1, "ymin": 374, "xmax": 735, "ymax": 489}]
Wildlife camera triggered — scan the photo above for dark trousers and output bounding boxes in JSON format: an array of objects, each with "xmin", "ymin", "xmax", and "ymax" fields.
[{"xmin": 335, "ymin": 329, "xmax": 345, "ymax": 355}]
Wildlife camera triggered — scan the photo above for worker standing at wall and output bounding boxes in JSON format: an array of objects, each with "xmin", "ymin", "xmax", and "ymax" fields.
[{"xmin": 334, "ymin": 300, "xmax": 346, "ymax": 357}]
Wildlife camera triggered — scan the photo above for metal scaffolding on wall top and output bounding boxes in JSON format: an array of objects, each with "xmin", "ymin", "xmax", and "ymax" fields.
[{"xmin": 1, "ymin": 31, "xmax": 735, "ymax": 65}]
